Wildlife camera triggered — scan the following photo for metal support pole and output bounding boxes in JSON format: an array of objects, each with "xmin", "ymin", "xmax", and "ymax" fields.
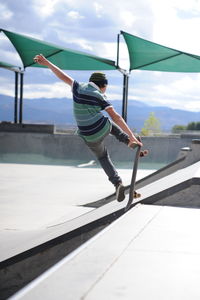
[
  {"xmin": 122, "ymin": 74, "xmax": 127, "ymax": 121},
  {"xmin": 122, "ymin": 73, "xmax": 129, "ymax": 122},
  {"xmin": 117, "ymin": 32, "xmax": 129, "ymax": 122},
  {"xmin": 14, "ymin": 71, "xmax": 19, "ymax": 123},
  {"xmin": 19, "ymin": 72, "xmax": 24, "ymax": 124},
  {"xmin": 117, "ymin": 33, "xmax": 120, "ymax": 68},
  {"xmin": 125, "ymin": 74, "xmax": 129, "ymax": 120}
]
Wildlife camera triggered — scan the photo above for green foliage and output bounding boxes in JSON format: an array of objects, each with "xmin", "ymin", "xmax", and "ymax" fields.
[
  {"xmin": 187, "ymin": 122, "xmax": 196, "ymax": 130},
  {"xmin": 196, "ymin": 122, "xmax": 200, "ymax": 130},
  {"xmin": 140, "ymin": 112, "xmax": 161, "ymax": 136},
  {"xmin": 171, "ymin": 121, "xmax": 200, "ymax": 132},
  {"xmin": 187, "ymin": 121, "xmax": 200, "ymax": 130},
  {"xmin": 172, "ymin": 125, "xmax": 187, "ymax": 133}
]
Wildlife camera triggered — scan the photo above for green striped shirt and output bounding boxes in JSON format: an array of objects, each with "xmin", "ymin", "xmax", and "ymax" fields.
[{"xmin": 72, "ymin": 80, "xmax": 112, "ymax": 142}]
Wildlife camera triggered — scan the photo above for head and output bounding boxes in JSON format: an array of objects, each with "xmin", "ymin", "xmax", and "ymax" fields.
[{"xmin": 89, "ymin": 72, "xmax": 108, "ymax": 93}]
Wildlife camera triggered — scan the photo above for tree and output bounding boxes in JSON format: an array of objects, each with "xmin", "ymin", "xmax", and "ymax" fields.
[
  {"xmin": 172, "ymin": 125, "xmax": 186, "ymax": 133},
  {"xmin": 187, "ymin": 122, "xmax": 196, "ymax": 130},
  {"xmin": 171, "ymin": 121, "xmax": 200, "ymax": 132},
  {"xmin": 196, "ymin": 122, "xmax": 200, "ymax": 130},
  {"xmin": 187, "ymin": 121, "xmax": 200, "ymax": 131},
  {"xmin": 140, "ymin": 112, "xmax": 161, "ymax": 136}
]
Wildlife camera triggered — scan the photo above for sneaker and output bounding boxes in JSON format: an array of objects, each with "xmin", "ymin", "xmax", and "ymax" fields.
[{"xmin": 116, "ymin": 183, "xmax": 125, "ymax": 202}]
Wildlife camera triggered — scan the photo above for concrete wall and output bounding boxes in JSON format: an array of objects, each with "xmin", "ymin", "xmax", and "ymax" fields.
[
  {"xmin": 0, "ymin": 131, "xmax": 198, "ymax": 164},
  {"xmin": 0, "ymin": 123, "xmax": 54, "ymax": 134}
]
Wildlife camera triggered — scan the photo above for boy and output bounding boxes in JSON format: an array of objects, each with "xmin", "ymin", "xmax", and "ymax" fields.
[{"xmin": 34, "ymin": 54, "xmax": 148, "ymax": 202}]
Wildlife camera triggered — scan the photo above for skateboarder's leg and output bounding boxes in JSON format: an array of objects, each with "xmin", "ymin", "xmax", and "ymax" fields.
[
  {"xmin": 110, "ymin": 122, "xmax": 148, "ymax": 157},
  {"xmin": 85, "ymin": 139, "xmax": 121, "ymax": 186},
  {"xmin": 110, "ymin": 121, "xmax": 130, "ymax": 144},
  {"xmin": 85, "ymin": 139, "xmax": 126, "ymax": 202}
]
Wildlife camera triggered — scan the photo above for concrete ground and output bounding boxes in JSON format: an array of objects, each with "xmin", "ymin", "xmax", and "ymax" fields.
[
  {"xmin": 0, "ymin": 163, "xmax": 154, "ymax": 229},
  {"xmin": 0, "ymin": 163, "xmax": 154, "ymax": 261}
]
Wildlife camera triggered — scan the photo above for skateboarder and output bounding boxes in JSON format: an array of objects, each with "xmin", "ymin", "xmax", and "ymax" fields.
[{"xmin": 33, "ymin": 54, "xmax": 148, "ymax": 202}]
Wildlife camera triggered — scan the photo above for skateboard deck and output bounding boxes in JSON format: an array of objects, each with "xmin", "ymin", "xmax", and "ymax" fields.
[{"xmin": 125, "ymin": 140, "xmax": 141, "ymax": 212}]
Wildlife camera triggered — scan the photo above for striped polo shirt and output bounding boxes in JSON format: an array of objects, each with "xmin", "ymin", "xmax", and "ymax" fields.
[{"xmin": 72, "ymin": 80, "xmax": 112, "ymax": 142}]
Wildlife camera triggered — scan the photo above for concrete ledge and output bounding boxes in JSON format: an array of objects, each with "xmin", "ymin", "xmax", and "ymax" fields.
[
  {"xmin": 192, "ymin": 139, "xmax": 200, "ymax": 144},
  {"xmin": 0, "ymin": 123, "xmax": 54, "ymax": 134}
]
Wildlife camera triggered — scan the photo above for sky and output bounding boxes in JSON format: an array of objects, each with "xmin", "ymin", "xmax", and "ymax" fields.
[{"xmin": 0, "ymin": 0, "xmax": 200, "ymax": 112}]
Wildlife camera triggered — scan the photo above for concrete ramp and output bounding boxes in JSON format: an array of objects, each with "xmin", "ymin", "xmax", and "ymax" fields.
[
  {"xmin": 135, "ymin": 160, "xmax": 200, "ymax": 208},
  {"xmin": 9, "ymin": 204, "xmax": 200, "ymax": 300}
]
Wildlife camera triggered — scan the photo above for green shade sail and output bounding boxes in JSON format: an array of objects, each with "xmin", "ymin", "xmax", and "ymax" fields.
[
  {"xmin": 0, "ymin": 29, "xmax": 117, "ymax": 71},
  {"xmin": 0, "ymin": 61, "xmax": 20, "ymax": 71},
  {"xmin": 121, "ymin": 31, "xmax": 200, "ymax": 72}
]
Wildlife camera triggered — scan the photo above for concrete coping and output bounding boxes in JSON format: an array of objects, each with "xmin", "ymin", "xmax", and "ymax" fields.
[{"xmin": 192, "ymin": 139, "xmax": 200, "ymax": 144}]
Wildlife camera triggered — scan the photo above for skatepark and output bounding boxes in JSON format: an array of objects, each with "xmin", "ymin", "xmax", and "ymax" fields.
[{"xmin": 0, "ymin": 128, "xmax": 200, "ymax": 300}]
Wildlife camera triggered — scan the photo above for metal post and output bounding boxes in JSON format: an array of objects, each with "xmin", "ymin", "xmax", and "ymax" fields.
[
  {"xmin": 125, "ymin": 73, "xmax": 129, "ymax": 121},
  {"xmin": 122, "ymin": 73, "xmax": 129, "ymax": 122},
  {"xmin": 14, "ymin": 71, "xmax": 19, "ymax": 123},
  {"xmin": 122, "ymin": 74, "xmax": 127, "ymax": 121},
  {"xmin": 117, "ymin": 33, "xmax": 120, "ymax": 68},
  {"xmin": 117, "ymin": 32, "xmax": 129, "ymax": 122},
  {"xmin": 19, "ymin": 72, "xmax": 24, "ymax": 124}
]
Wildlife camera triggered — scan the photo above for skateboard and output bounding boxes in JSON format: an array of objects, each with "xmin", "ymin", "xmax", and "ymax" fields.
[{"xmin": 125, "ymin": 138, "xmax": 142, "ymax": 212}]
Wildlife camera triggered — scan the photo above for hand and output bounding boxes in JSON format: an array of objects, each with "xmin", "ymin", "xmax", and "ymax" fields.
[
  {"xmin": 129, "ymin": 137, "xmax": 143, "ymax": 147},
  {"xmin": 33, "ymin": 54, "xmax": 49, "ymax": 66},
  {"xmin": 135, "ymin": 135, "xmax": 143, "ymax": 147},
  {"xmin": 137, "ymin": 141, "xmax": 143, "ymax": 147}
]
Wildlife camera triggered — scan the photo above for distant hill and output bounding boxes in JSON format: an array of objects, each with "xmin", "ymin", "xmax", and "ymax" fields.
[{"xmin": 1, "ymin": 94, "xmax": 200, "ymax": 132}]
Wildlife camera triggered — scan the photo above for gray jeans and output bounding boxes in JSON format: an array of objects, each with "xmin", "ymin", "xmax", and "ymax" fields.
[{"xmin": 84, "ymin": 121, "xmax": 130, "ymax": 187}]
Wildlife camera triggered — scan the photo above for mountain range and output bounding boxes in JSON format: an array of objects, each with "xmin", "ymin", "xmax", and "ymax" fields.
[{"xmin": 1, "ymin": 94, "xmax": 200, "ymax": 132}]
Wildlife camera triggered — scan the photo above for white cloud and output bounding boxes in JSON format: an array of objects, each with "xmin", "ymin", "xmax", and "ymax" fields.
[
  {"xmin": 0, "ymin": 3, "xmax": 13, "ymax": 20},
  {"xmin": 63, "ymin": 38, "xmax": 94, "ymax": 51},
  {"xmin": 93, "ymin": 2, "xmax": 103, "ymax": 18},
  {"xmin": 128, "ymin": 73, "xmax": 200, "ymax": 112},
  {"xmin": 0, "ymin": 48, "xmax": 22, "ymax": 66},
  {"xmin": 69, "ymin": 38, "xmax": 93, "ymax": 51},
  {"xmin": 67, "ymin": 10, "xmax": 84, "ymax": 19},
  {"xmin": 24, "ymin": 82, "xmax": 72, "ymax": 99},
  {"xmin": 0, "ymin": 77, "xmax": 16, "ymax": 96},
  {"xmin": 32, "ymin": 0, "xmax": 61, "ymax": 18},
  {"xmin": 120, "ymin": 11, "xmax": 137, "ymax": 28},
  {"xmin": 151, "ymin": 0, "xmax": 200, "ymax": 54}
]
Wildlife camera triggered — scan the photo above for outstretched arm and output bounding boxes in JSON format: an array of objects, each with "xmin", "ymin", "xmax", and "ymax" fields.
[
  {"xmin": 33, "ymin": 54, "xmax": 74, "ymax": 87},
  {"xmin": 106, "ymin": 106, "xmax": 143, "ymax": 147}
]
